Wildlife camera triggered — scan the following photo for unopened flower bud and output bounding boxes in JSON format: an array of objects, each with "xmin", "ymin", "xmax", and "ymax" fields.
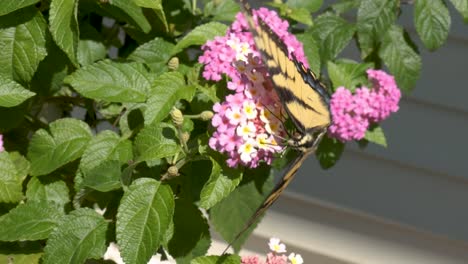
[
  {"xmin": 167, "ymin": 166, "xmax": 179, "ymax": 177},
  {"xmin": 200, "ymin": 111, "xmax": 214, "ymax": 121},
  {"xmin": 181, "ymin": 132, "xmax": 190, "ymax": 143},
  {"xmin": 170, "ymin": 107, "xmax": 184, "ymax": 126},
  {"xmin": 168, "ymin": 57, "xmax": 179, "ymax": 71}
]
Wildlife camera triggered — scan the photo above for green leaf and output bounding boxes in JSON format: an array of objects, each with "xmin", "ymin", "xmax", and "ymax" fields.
[
  {"xmin": 0, "ymin": 0, "xmax": 40, "ymax": 16},
  {"xmin": 357, "ymin": 0, "xmax": 397, "ymax": 58},
  {"xmin": 129, "ymin": 37, "xmax": 175, "ymax": 74},
  {"xmin": 173, "ymin": 22, "xmax": 228, "ymax": 54},
  {"xmin": 77, "ymin": 23, "xmax": 107, "ymax": 66},
  {"xmin": 331, "ymin": 0, "xmax": 360, "ymax": 14},
  {"xmin": 0, "ymin": 7, "xmax": 47, "ymax": 85},
  {"xmin": 365, "ymin": 125, "xmax": 387, "ymax": 147},
  {"xmin": 26, "ymin": 177, "xmax": 70, "ymax": 208},
  {"xmin": 0, "ymin": 152, "xmax": 23, "ymax": 203},
  {"xmin": 414, "ymin": 0, "xmax": 451, "ymax": 51},
  {"xmin": 27, "ymin": 118, "xmax": 92, "ymax": 176},
  {"xmin": 0, "ymin": 76, "xmax": 35, "ymax": 107},
  {"xmin": 82, "ymin": 160, "xmax": 122, "ymax": 192},
  {"xmin": 0, "ymin": 202, "xmax": 64, "ymax": 241},
  {"xmin": 379, "ymin": 25, "xmax": 422, "ymax": 92},
  {"xmin": 64, "ymin": 60, "xmax": 155, "ymax": 102},
  {"xmin": 449, "ymin": 0, "xmax": 468, "ymax": 23},
  {"xmin": 328, "ymin": 60, "xmax": 371, "ymax": 91},
  {"xmin": 145, "ymin": 72, "xmax": 195, "ymax": 125},
  {"xmin": 191, "ymin": 255, "xmax": 240, "ymax": 264},
  {"xmin": 200, "ymin": 158, "xmax": 242, "ymax": 209},
  {"xmin": 49, "ymin": 0, "xmax": 79, "ymax": 66},
  {"xmin": 288, "ymin": 8, "xmax": 313, "ymax": 25},
  {"xmin": 134, "ymin": 122, "xmax": 181, "ymax": 163},
  {"xmin": 167, "ymin": 199, "xmax": 211, "ymax": 260},
  {"xmin": 296, "ymin": 33, "xmax": 321, "ymax": 75},
  {"xmin": 108, "ymin": 0, "xmax": 151, "ymax": 33},
  {"xmin": 210, "ymin": 165, "xmax": 273, "ymax": 252},
  {"xmin": 134, "ymin": 0, "xmax": 161, "ymax": 8},
  {"xmin": 286, "ymin": 0, "xmax": 323, "ymax": 12},
  {"xmin": 205, "ymin": 0, "xmax": 240, "ymax": 22},
  {"xmin": 316, "ymin": 136, "xmax": 345, "ymax": 169},
  {"xmin": 9, "ymin": 152, "xmax": 30, "ymax": 181},
  {"xmin": 116, "ymin": 178, "xmax": 175, "ymax": 264},
  {"xmin": 0, "ymin": 253, "xmax": 42, "ymax": 264},
  {"xmin": 42, "ymin": 208, "xmax": 108, "ymax": 264},
  {"xmin": 310, "ymin": 13, "xmax": 355, "ymax": 63},
  {"xmin": 79, "ymin": 130, "xmax": 133, "ymax": 172}
]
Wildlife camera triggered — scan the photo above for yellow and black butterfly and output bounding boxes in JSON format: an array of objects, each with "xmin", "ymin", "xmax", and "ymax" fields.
[{"xmin": 223, "ymin": 0, "xmax": 332, "ymax": 252}]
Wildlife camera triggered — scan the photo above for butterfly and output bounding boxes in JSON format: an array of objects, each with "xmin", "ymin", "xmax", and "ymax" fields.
[{"xmin": 223, "ymin": 0, "xmax": 332, "ymax": 253}]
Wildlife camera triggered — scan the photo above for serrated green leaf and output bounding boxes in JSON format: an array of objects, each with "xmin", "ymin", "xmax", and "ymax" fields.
[
  {"xmin": 296, "ymin": 33, "xmax": 321, "ymax": 75},
  {"xmin": 0, "ymin": 76, "xmax": 35, "ymax": 107},
  {"xmin": 167, "ymin": 199, "xmax": 211, "ymax": 260},
  {"xmin": 414, "ymin": 0, "xmax": 451, "ymax": 51},
  {"xmin": 328, "ymin": 60, "xmax": 372, "ymax": 91},
  {"xmin": 316, "ymin": 136, "xmax": 345, "ymax": 169},
  {"xmin": 77, "ymin": 23, "xmax": 107, "ymax": 66},
  {"xmin": 357, "ymin": 0, "xmax": 397, "ymax": 58},
  {"xmin": 205, "ymin": 0, "xmax": 240, "ymax": 22},
  {"xmin": 191, "ymin": 255, "xmax": 240, "ymax": 264},
  {"xmin": 200, "ymin": 158, "xmax": 242, "ymax": 209},
  {"xmin": 64, "ymin": 60, "xmax": 154, "ymax": 102},
  {"xmin": 0, "ymin": 253, "xmax": 42, "ymax": 264},
  {"xmin": 9, "ymin": 152, "xmax": 30, "ymax": 181},
  {"xmin": 379, "ymin": 25, "xmax": 421, "ymax": 92},
  {"xmin": 135, "ymin": 122, "xmax": 181, "ymax": 163},
  {"xmin": 310, "ymin": 13, "xmax": 355, "ymax": 63},
  {"xmin": 27, "ymin": 118, "xmax": 92, "ymax": 176},
  {"xmin": 134, "ymin": 0, "xmax": 161, "ymax": 8},
  {"xmin": 117, "ymin": 178, "xmax": 175, "ymax": 264},
  {"xmin": 0, "ymin": 152, "xmax": 23, "ymax": 203},
  {"xmin": 0, "ymin": 202, "xmax": 64, "ymax": 241},
  {"xmin": 286, "ymin": 0, "xmax": 323, "ymax": 12},
  {"xmin": 449, "ymin": 0, "xmax": 468, "ymax": 22},
  {"xmin": 365, "ymin": 125, "xmax": 387, "ymax": 147},
  {"xmin": 82, "ymin": 160, "xmax": 122, "ymax": 192},
  {"xmin": 145, "ymin": 72, "xmax": 195, "ymax": 125},
  {"xmin": 288, "ymin": 8, "xmax": 313, "ymax": 25},
  {"xmin": 42, "ymin": 208, "xmax": 108, "ymax": 264},
  {"xmin": 129, "ymin": 37, "xmax": 175, "ymax": 74},
  {"xmin": 210, "ymin": 165, "xmax": 273, "ymax": 252},
  {"xmin": 0, "ymin": 7, "xmax": 47, "ymax": 85},
  {"xmin": 26, "ymin": 177, "xmax": 70, "ymax": 208},
  {"xmin": 0, "ymin": 0, "xmax": 40, "ymax": 16},
  {"xmin": 79, "ymin": 130, "xmax": 133, "ymax": 172},
  {"xmin": 108, "ymin": 0, "xmax": 151, "ymax": 33},
  {"xmin": 173, "ymin": 22, "xmax": 228, "ymax": 54},
  {"xmin": 49, "ymin": 0, "xmax": 79, "ymax": 66},
  {"xmin": 331, "ymin": 0, "xmax": 360, "ymax": 14}
]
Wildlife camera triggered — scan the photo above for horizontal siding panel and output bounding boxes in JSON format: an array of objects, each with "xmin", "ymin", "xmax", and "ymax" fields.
[{"xmin": 284, "ymin": 151, "xmax": 468, "ymax": 242}]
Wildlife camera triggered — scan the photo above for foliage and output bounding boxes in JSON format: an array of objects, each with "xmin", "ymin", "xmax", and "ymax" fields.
[{"xmin": 0, "ymin": 0, "xmax": 464, "ymax": 263}]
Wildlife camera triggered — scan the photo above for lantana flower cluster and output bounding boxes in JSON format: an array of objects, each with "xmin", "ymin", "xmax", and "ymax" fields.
[
  {"xmin": 200, "ymin": 8, "xmax": 309, "ymax": 168},
  {"xmin": 328, "ymin": 69, "xmax": 401, "ymax": 142},
  {"xmin": 241, "ymin": 238, "xmax": 303, "ymax": 264}
]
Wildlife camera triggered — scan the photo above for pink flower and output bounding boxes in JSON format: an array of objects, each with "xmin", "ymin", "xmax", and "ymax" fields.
[
  {"xmin": 328, "ymin": 70, "xmax": 401, "ymax": 142},
  {"xmin": 242, "ymin": 255, "xmax": 263, "ymax": 264},
  {"xmin": 265, "ymin": 253, "xmax": 288, "ymax": 264},
  {"xmin": 0, "ymin": 134, "xmax": 3, "ymax": 152}
]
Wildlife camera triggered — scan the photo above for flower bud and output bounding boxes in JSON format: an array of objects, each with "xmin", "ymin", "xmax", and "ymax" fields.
[
  {"xmin": 167, "ymin": 166, "xmax": 179, "ymax": 177},
  {"xmin": 200, "ymin": 111, "xmax": 214, "ymax": 121},
  {"xmin": 181, "ymin": 131, "xmax": 190, "ymax": 143},
  {"xmin": 168, "ymin": 57, "xmax": 179, "ymax": 71},
  {"xmin": 170, "ymin": 107, "xmax": 184, "ymax": 127}
]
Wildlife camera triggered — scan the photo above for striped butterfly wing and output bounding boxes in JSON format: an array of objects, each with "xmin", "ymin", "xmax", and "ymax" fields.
[{"xmin": 223, "ymin": 1, "xmax": 331, "ymax": 253}]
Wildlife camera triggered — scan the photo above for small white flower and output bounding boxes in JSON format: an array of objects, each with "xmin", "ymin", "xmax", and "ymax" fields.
[
  {"xmin": 288, "ymin": 253, "xmax": 304, "ymax": 264},
  {"xmin": 242, "ymin": 101, "xmax": 258, "ymax": 120},
  {"xmin": 226, "ymin": 107, "xmax": 244, "ymax": 125},
  {"xmin": 268, "ymin": 237, "xmax": 286, "ymax": 253},
  {"xmin": 238, "ymin": 139, "xmax": 257, "ymax": 162},
  {"xmin": 104, "ymin": 242, "xmax": 124, "ymax": 264},
  {"xmin": 236, "ymin": 121, "xmax": 257, "ymax": 139}
]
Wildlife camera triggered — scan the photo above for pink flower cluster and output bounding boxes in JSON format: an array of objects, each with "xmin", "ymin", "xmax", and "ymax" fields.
[
  {"xmin": 241, "ymin": 238, "xmax": 303, "ymax": 264},
  {"xmin": 0, "ymin": 134, "xmax": 4, "ymax": 152},
  {"xmin": 200, "ymin": 8, "xmax": 309, "ymax": 168},
  {"xmin": 328, "ymin": 69, "xmax": 401, "ymax": 142}
]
